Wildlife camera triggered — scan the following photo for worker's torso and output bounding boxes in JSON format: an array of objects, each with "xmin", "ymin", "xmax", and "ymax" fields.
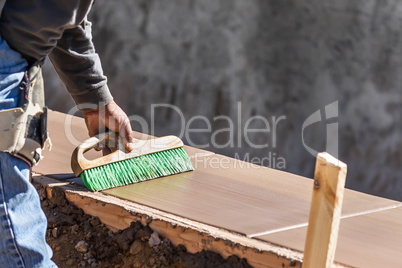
[{"xmin": 0, "ymin": 0, "xmax": 94, "ymax": 64}]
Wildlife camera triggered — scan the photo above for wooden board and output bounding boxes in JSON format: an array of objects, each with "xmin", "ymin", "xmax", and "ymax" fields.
[
  {"xmin": 254, "ymin": 206, "xmax": 402, "ymax": 268},
  {"xmin": 33, "ymin": 110, "xmax": 213, "ymax": 178},
  {"xmin": 303, "ymin": 153, "xmax": 347, "ymax": 268},
  {"xmin": 103, "ymin": 154, "xmax": 399, "ymax": 237}
]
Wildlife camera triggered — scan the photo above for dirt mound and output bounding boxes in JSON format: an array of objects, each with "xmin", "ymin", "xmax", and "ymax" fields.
[{"xmin": 37, "ymin": 185, "xmax": 251, "ymax": 268}]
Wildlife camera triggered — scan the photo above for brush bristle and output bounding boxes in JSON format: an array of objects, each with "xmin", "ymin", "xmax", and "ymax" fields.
[{"xmin": 81, "ymin": 147, "xmax": 194, "ymax": 191}]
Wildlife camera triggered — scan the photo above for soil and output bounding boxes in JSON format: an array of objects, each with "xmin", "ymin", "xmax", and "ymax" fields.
[{"xmin": 35, "ymin": 184, "xmax": 251, "ymax": 268}]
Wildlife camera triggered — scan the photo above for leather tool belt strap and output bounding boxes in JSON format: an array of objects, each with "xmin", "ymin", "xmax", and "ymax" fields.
[{"xmin": 0, "ymin": 63, "xmax": 51, "ymax": 166}]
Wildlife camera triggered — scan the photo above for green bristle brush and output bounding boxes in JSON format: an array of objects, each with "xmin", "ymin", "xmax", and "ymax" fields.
[{"xmin": 71, "ymin": 132, "xmax": 194, "ymax": 191}]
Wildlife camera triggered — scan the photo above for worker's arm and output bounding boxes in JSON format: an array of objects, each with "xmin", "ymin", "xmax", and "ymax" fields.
[
  {"xmin": 48, "ymin": 18, "xmax": 112, "ymax": 110},
  {"xmin": 49, "ymin": 19, "xmax": 134, "ymax": 150}
]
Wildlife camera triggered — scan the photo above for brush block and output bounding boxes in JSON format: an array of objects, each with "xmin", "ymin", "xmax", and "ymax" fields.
[{"xmin": 71, "ymin": 132, "xmax": 184, "ymax": 176}]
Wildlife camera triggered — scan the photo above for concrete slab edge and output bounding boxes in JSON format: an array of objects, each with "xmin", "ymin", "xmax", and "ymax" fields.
[{"xmin": 33, "ymin": 174, "xmax": 306, "ymax": 268}]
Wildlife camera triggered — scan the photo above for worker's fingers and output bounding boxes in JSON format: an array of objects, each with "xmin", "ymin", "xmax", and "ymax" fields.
[
  {"xmin": 94, "ymin": 144, "xmax": 104, "ymax": 152},
  {"xmin": 102, "ymin": 146, "xmax": 112, "ymax": 156},
  {"xmin": 100, "ymin": 101, "xmax": 134, "ymax": 152},
  {"xmin": 83, "ymin": 109, "xmax": 106, "ymax": 151},
  {"xmin": 83, "ymin": 100, "xmax": 134, "ymax": 152},
  {"xmin": 84, "ymin": 112, "xmax": 99, "ymax": 137},
  {"xmin": 118, "ymin": 115, "xmax": 134, "ymax": 152}
]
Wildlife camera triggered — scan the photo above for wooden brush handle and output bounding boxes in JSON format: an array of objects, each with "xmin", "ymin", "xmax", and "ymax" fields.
[{"xmin": 71, "ymin": 132, "xmax": 184, "ymax": 176}]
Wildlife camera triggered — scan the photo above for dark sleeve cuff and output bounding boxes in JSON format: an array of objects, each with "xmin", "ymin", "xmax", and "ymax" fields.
[{"xmin": 71, "ymin": 84, "xmax": 114, "ymax": 110}]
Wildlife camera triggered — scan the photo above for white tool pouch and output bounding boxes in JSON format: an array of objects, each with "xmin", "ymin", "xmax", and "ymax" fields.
[{"xmin": 0, "ymin": 63, "xmax": 51, "ymax": 166}]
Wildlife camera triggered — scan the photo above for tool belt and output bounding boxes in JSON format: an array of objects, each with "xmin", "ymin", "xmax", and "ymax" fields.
[{"xmin": 0, "ymin": 63, "xmax": 51, "ymax": 166}]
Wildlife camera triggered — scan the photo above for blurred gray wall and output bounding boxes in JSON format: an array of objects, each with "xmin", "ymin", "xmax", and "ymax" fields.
[{"xmin": 43, "ymin": 0, "xmax": 402, "ymax": 200}]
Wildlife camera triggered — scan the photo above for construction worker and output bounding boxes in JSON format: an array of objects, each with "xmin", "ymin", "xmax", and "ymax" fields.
[{"xmin": 0, "ymin": 0, "xmax": 134, "ymax": 266}]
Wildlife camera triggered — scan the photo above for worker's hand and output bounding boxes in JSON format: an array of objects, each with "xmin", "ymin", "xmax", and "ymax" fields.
[{"xmin": 82, "ymin": 100, "xmax": 134, "ymax": 152}]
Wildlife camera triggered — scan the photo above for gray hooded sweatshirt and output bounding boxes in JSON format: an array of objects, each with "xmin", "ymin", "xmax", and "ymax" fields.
[{"xmin": 0, "ymin": 0, "xmax": 113, "ymax": 109}]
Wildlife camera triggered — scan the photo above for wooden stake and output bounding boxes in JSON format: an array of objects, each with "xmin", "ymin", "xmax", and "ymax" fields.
[{"xmin": 303, "ymin": 152, "xmax": 347, "ymax": 268}]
